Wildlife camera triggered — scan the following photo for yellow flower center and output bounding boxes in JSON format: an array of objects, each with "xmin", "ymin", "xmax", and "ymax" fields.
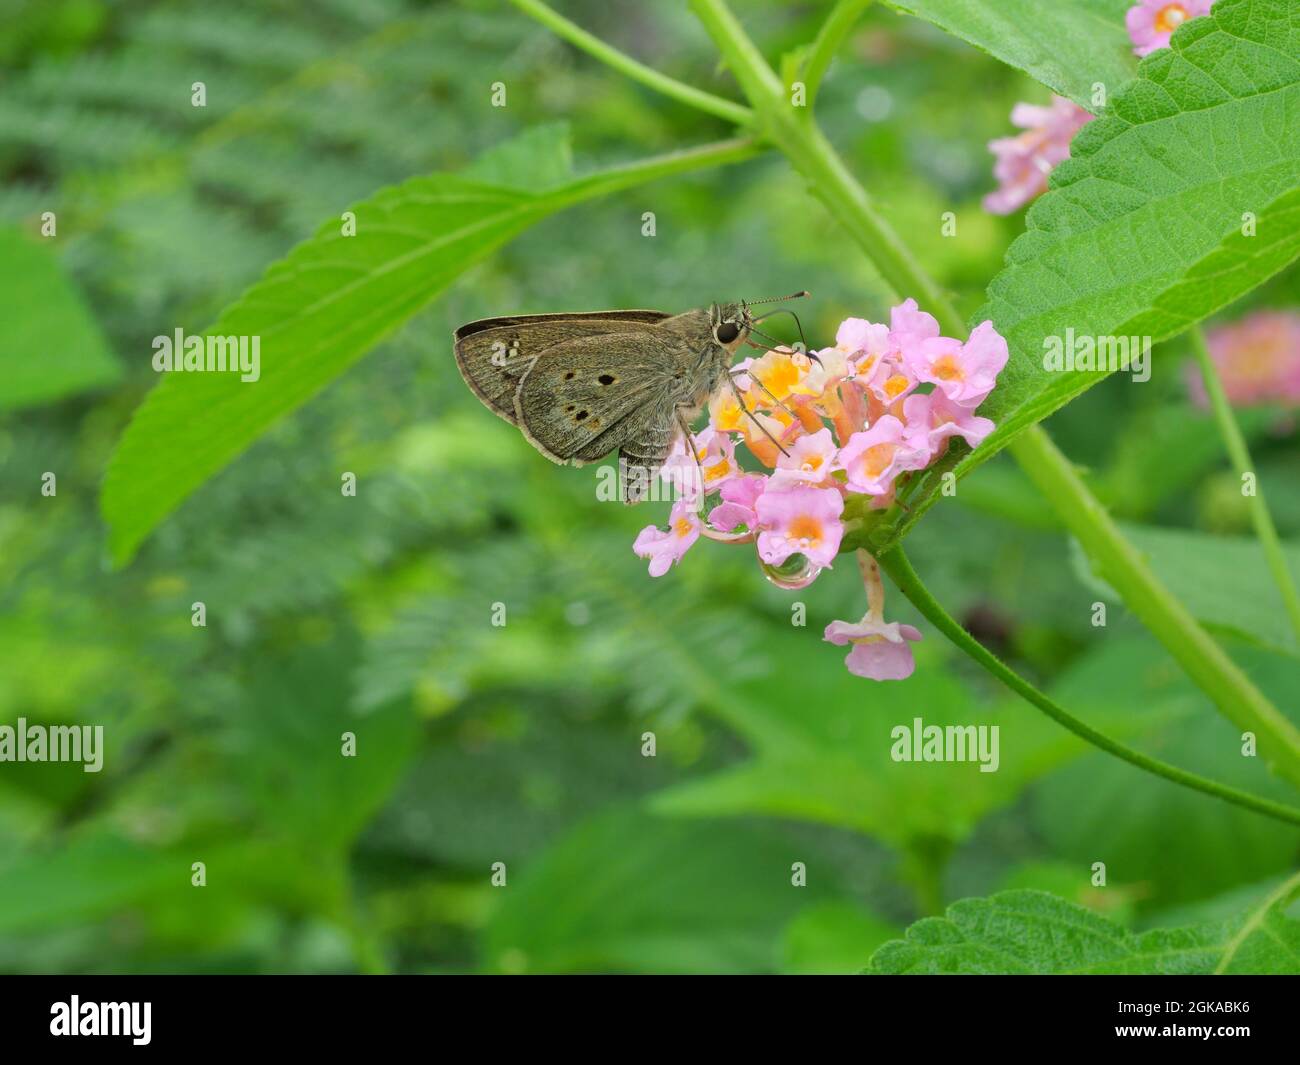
[
  {"xmin": 703, "ymin": 458, "xmax": 730, "ymax": 482},
  {"xmin": 863, "ymin": 442, "xmax": 896, "ymax": 479},
  {"xmin": 787, "ymin": 515, "xmax": 823, "ymax": 545},
  {"xmin": 754, "ymin": 352, "xmax": 803, "ymax": 400},
  {"xmin": 1155, "ymin": 4, "xmax": 1189, "ymax": 33},
  {"xmin": 883, "ymin": 373, "xmax": 910, "ymax": 398},
  {"xmin": 674, "ymin": 517, "xmax": 694, "ymax": 538},
  {"xmin": 712, "ymin": 395, "xmax": 746, "ymax": 432},
  {"xmin": 802, "ymin": 453, "xmax": 824, "ymax": 473},
  {"xmin": 931, "ymin": 354, "xmax": 964, "ymax": 381}
]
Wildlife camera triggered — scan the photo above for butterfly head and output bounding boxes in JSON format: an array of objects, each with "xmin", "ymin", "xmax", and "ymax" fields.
[
  {"xmin": 710, "ymin": 302, "xmax": 753, "ymax": 352},
  {"xmin": 713, "ymin": 290, "xmax": 810, "ymax": 355}
]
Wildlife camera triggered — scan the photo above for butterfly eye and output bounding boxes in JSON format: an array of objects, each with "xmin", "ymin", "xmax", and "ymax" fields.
[{"xmin": 716, "ymin": 321, "xmax": 740, "ymax": 344}]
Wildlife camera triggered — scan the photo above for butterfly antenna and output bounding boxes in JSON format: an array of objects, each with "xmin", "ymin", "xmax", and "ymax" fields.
[
  {"xmin": 744, "ymin": 290, "xmax": 811, "ymax": 306},
  {"xmin": 749, "ymin": 324, "xmax": 820, "ymax": 366},
  {"xmin": 752, "ymin": 308, "xmax": 810, "ymax": 353}
]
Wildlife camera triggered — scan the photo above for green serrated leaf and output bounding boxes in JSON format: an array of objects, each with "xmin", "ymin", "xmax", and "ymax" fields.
[
  {"xmin": 868, "ymin": 884, "xmax": 1300, "ymax": 974},
  {"xmin": 883, "ymin": 0, "xmax": 1135, "ymax": 108},
  {"xmin": 0, "ymin": 227, "xmax": 120, "ymax": 410},
  {"xmin": 879, "ymin": 0, "xmax": 1300, "ymax": 550}
]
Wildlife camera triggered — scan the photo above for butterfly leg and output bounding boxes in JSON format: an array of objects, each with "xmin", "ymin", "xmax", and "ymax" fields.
[
  {"xmin": 674, "ymin": 409, "xmax": 706, "ymax": 504},
  {"xmin": 727, "ymin": 374, "xmax": 791, "ymax": 459},
  {"xmin": 733, "ymin": 363, "xmax": 798, "ymax": 421}
]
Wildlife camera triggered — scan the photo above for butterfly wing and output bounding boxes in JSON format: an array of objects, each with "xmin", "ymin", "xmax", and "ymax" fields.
[
  {"xmin": 513, "ymin": 329, "xmax": 698, "ymax": 502},
  {"xmin": 453, "ymin": 311, "xmax": 671, "ymax": 425}
]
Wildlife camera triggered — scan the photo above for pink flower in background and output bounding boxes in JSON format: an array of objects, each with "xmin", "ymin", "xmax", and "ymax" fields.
[
  {"xmin": 824, "ymin": 616, "xmax": 923, "ymax": 681},
  {"xmin": 905, "ymin": 320, "xmax": 1009, "ymax": 408},
  {"xmin": 755, "ymin": 485, "xmax": 844, "ymax": 568},
  {"xmin": 984, "ymin": 95, "xmax": 1094, "ymax": 214},
  {"xmin": 836, "ymin": 415, "xmax": 929, "ymax": 495},
  {"xmin": 1126, "ymin": 0, "xmax": 1211, "ymax": 56},
  {"xmin": 633, "ymin": 499, "xmax": 701, "ymax": 576},
  {"xmin": 1185, "ymin": 311, "xmax": 1300, "ymax": 411}
]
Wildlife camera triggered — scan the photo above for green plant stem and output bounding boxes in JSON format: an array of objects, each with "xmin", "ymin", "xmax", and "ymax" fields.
[
  {"xmin": 550, "ymin": 136, "xmax": 764, "ymax": 208},
  {"xmin": 690, "ymin": 0, "xmax": 959, "ymax": 332},
  {"xmin": 1189, "ymin": 324, "xmax": 1300, "ymax": 646},
  {"xmin": 879, "ymin": 545, "xmax": 1300, "ymax": 828},
  {"xmin": 508, "ymin": 0, "xmax": 754, "ymax": 127},
  {"xmin": 687, "ymin": 0, "xmax": 1300, "ymax": 791},
  {"xmin": 900, "ymin": 835, "xmax": 951, "ymax": 917},
  {"xmin": 1007, "ymin": 427, "xmax": 1300, "ymax": 789},
  {"xmin": 801, "ymin": 0, "xmax": 875, "ymax": 108}
]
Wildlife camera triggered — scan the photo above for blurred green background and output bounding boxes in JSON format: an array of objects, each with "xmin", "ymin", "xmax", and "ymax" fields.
[{"xmin": 0, "ymin": 0, "xmax": 1297, "ymax": 973}]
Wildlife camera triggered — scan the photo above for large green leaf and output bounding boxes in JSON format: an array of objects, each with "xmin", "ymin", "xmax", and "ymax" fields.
[
  {"xmin": 648, "ymin": 628, "xmax": 1175, "ymax": 851},
  {"xmin": 868, "ymin": 885, "xmax": 1300, "ymax": 974},
  {"xmin": 879, "ymin": 0, "xmax": 1300, "ymax": 549},
  {"xmin": 100, "ymin": 126, "xmax": 757, "ymax": 564},
  {"xmin": 481, "ymin": 808, "xmax": 843, "ymax": 974},
  {"xmin": 0, "ymin": 227, "xmax": 120, "ymax": 410},
  {"xmin": 1077, "ymin": 524, "xmax": 1300, "ymax": 656},
  {"xmin": 884, "ymin": 0, "xmax": 1135, "ymax": 108}
]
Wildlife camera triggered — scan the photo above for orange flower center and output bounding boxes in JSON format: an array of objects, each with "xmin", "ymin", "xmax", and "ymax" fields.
[
  {"xmin": 787, "ymin": 515, "xmax": 823, "ymax": 545},
  {"xmin": 674, "ymin": 517, "xmax": 694, "ymax": 538},
  {"xmin": 931, "ymin": 354, "xmax": 964, "ymax": 381},
  {"xmin": 1155, "ymin": 4, "xmax": 1189, "ymax": 33},
  {"xmin": 883, "ymin": 373, "xmax": 910, "ymax": 398},
  {"xmin": 863, "ymin": 442, "xmax": 896, "ymax": 479},
  {"xmin": 703, "ymin": 459, "xmax": 730, "ymax": 482},
  {"xmin": 755, "ymin": 354, "xmax": 802, "ymax": 400}
]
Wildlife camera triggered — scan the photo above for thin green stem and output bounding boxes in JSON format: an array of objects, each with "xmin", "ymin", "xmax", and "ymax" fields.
[
  {"xmin": 1189, "ymin": 324, "xmax": 1300, "ymax": 645},
  {"xmin": 686, "ymin": 0, "xmax": 1300, "ymax": 790},
  {"xmin": 1008, "ymin": 427, "xmax": 1300, "ymax": 789},
  {"xmin": 509, "ymin": 0, "xmax": 754, "ymax": 127},
  {"xmin": 549, "ymin": 136, "xmax": 764, "ymax": 209},
  {"xmin": 690, "ymin": 0, "xmax": 959, "ymax": 332},
  {"xmin": 879, "ymin": 545, "xmax": 1300, "ymax": 828},
  {"xmin": 801, "ymin": 0, "xmax": 875, "ymax": 109},
  {"xmin": 900, "ymin": 835, "xmax": 951, "ymax": 917}
]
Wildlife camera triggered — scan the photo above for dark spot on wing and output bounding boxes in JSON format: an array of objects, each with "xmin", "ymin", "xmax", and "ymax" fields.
[{"xmin": 598, "ymin": 374, "xmax": 615, "ymax": 385}]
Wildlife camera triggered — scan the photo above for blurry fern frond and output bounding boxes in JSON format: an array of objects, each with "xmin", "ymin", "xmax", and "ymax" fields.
[
  {"xmin": 0, "ymin": 100, "xmax": 173, "ymax": 169},
  {"xmin": 127, "ymin": 10, "xmax": 331, "ymax": 72}
]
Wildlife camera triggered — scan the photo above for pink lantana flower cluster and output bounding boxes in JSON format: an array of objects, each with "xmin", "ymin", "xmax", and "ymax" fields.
[
  {"xmin": 633, "ymin": 300, "xmax": 1009, "ymax": 681},
  {"xmin": 1185, "ymin": 311, "xmax": 1300, "ymax": 414},
  {"xmin": 1126, "ymin": 0, "xmax": 1211, "ymax": 56}
]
